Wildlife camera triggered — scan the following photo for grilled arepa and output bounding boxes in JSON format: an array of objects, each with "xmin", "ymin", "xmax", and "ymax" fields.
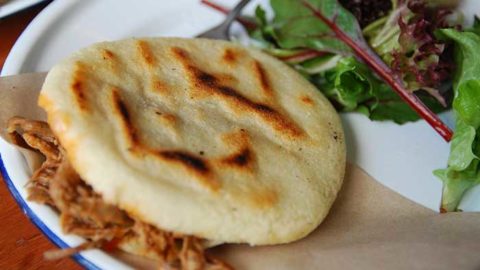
[{"xmin": 38, "ymin": 37, "xmax": 346, "ymax": 246}]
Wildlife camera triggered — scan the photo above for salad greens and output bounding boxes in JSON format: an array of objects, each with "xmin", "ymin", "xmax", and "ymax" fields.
[
  {"xmin": 252, "ymin": 0, "xmax": 453, "ymax": 139},
  {"xmin": 254, "ymin": 0, "xmax": 359, "ymax": 54},
  {"xmin": 314, "ymin": 56, "xmax": 444, "ymax": 123},
  {"xmin": 434, "ymin": 28, "xmax": 480, "ymax": 211},
  {"xmin": 364, "ymin": 0, "xmax": 458, "ymax": 106}
]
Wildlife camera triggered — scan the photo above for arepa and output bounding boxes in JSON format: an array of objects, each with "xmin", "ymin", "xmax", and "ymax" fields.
[{"xmin": 39, "ymin": 37, "xmax": 346, "ymax": 245}]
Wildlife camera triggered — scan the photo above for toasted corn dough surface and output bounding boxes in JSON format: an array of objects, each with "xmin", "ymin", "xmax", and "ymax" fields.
[{"xmin": 39, "ymin": 38, "xmax": 346, "ymax": 245}]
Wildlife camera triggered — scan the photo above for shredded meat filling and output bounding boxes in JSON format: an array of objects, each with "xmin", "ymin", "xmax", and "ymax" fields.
[
  {"xmin": 7, "ymin": 117, "xmax": 231, "ymax": 270},
  {"xmin": 8, "ymin": 117, "xmax": 61, "ymax": 206}
]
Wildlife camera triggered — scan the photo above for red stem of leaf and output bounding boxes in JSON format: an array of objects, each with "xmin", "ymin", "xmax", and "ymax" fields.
[
  {"xmin": 303, "ymin": 1, "xmax": 452, "ymax": 142},
  {"xmin": 201, "ymin": 0, "xmax": 257, "ymax": 30}
]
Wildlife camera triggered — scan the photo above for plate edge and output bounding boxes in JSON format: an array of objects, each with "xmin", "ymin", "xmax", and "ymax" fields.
[{"xmin": 0, "ymin": 152, "xmax": 101, "ymax": 270}]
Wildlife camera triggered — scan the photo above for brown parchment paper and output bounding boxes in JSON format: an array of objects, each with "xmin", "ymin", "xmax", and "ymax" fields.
[{"xmin": 1, "ymin": 73, "xmax": 479, "ymax": 270}]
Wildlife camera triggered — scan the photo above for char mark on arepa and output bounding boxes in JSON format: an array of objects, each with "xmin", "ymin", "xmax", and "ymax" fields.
[
  {"xmin": 71, "ymin": 62, "xmax": 89, "ymax": 111},
  {"xmin": 221, "ymin": 147, "xmax": 253, "ymax": 167},
  {"xmin": 252, "ymin": 60, "xmax": 273, "ymax": 97},
  {"xmin": 102, "ymin": 49, "xmax": 115, "ymax": 60},
  {"xmin": 111, "ymin": 88, "xmax": 140, "ymax": 146},
  {"xmin": 158, "ymin": 151, "xmax": 210, "ymax": 174},
  {"xmin": 151, "ymin": 149, "xmax": 219, "ymax": 191},
  {"xmin": 170, "ymin": 47, "xmax": 304, "ymax": 139},
  {"xmin": 300, "ymin": 96, "xmax": 314, "ymax": 106},
  {"xmin": 222, "ymin": 48, "xmax": 238, "ymax": 64},
  {"xmin": 136, "ymin": 40, "xmax": 156, "ymax": 67}
]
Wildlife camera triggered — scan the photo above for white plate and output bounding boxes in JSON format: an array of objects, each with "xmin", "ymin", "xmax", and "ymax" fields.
[
  {"xmin": 0, "ymin": 0, "xmax": 46, "ymax": 19},
  {"xmin": 1, "ymin": 0, "xmax": 479, "ymax": 269}
]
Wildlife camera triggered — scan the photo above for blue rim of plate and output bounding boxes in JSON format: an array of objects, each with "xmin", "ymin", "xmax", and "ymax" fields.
[{"xmin": 0, "ymin": 152, "xmax": 100, "ymax": 270}]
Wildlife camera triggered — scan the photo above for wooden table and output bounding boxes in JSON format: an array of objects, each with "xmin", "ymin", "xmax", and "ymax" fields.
[{"xmin": 0, "ymin": 2, "xmax": 81, "ymax": 269}]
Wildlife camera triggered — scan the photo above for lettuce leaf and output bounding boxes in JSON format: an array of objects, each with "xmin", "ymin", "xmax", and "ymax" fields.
[
  {"xmin": 434, "ymin": 28, "xmax": 480, "ymax": 211},
  {"xmin": 268, "ymin": 0, "xmax": 355, "ymax": 54},
  {"xmin": 364, "ymin": 1, "xmax": 458, "ymax": 107},
  {"xmin": 251, "ymin": 0, "xmax": 450, "ymax": 128},
  {"xmin": 315, "ymin": 57, "xmax": 444, "ymax": 123}
]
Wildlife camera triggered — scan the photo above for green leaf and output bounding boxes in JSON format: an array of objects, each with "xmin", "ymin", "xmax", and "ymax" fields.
[
  {"xmin": 251, "ymin": 5, "xmax": 279, "ymax": 49},
  {"xmin": 268, "ymin": 0, "xmax": 362, "ymax": 54},
  {"xmin": 438, "ymin": 30, "xmax": 480, "ymax": 89},
  {"xmin": 469, "ymin": 16, "xmax": 480, "ymax": 36},
  {"xmin": 318, "ymin": 57, "xmax": 377, "ymax": 110},
  {"xmin": 435, "ymin": 28, "xmax": 480, "ymax": 211},
  {"xmin": 255, "ymin": 5, "xmax": 268, "ymax": 26},
  {"xmin": 363, "ymin": 6, "xmax": 402, "ymax": 62},
  {"xmin": 313, "ymin": 57, "xmax": 446, "ymax": 124},
  {"xmin": 298, "ymin": 54, "xmax": 342, "ymax": 74},
  {"xmin": 454, "ymin": 80, "xmax": 480, "ymax": 128},
  {"xmin": 434, "ymin": 161, "xmax": 480, "ymax": 212},
  {"xmin": 438, "ymin": 29, "xmax": 480, "ymax": 122},
  {"xmin": 447, "ymin": 119, "xmax": 477, "ymax": 171}
]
